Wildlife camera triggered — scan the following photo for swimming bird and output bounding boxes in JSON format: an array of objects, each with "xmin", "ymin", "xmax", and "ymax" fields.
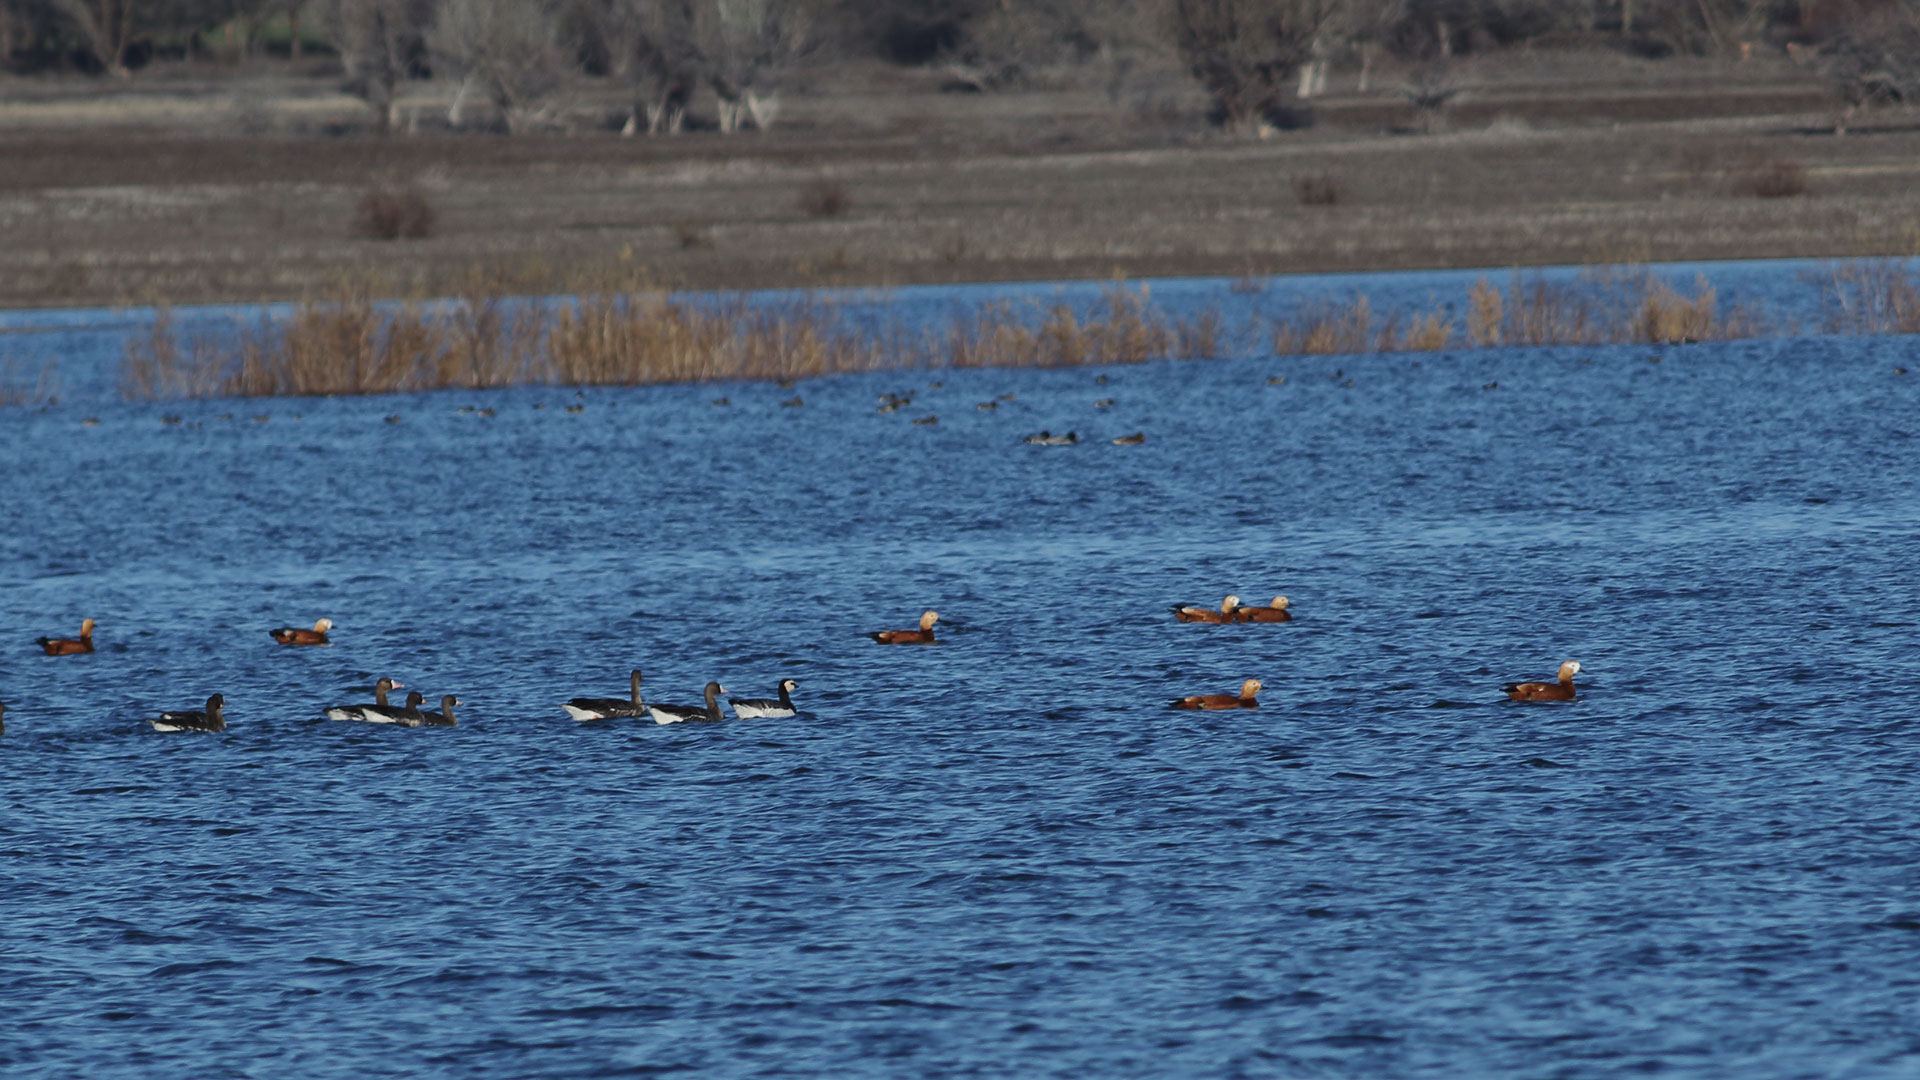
[
  {"xmin": 562, "ymin": 670, "xmax": 646, "ymax": 721},
  {"xmin": 152, "ymin": 694, "xmax": 226, "ymax": 732},
  {"xmin": 1022, "ymin": 431, "xmax": 1078, "ymax": 445},
  {"xmin": 729, "ymin": 679, "xmax": 799, "ymax": 719},
  {"xmin": 407, "ymin": 695, "xmax": 460, "ymax": 727},
  {"xmin": 1094, "ymin": 398, "xmax": 1115, "ymax": 408},
  {"xmin": 1170, "ymin": 680, "xmax": 1261, "ymax": 711},
  {"xmin": 649, "ymin": 682, "xmax": 726, "ymax": 725},
  {"xmin": 323, "ymin": 677, "xmax": 405, "ymax": 722},
  {"xmin": 1505, "ymin": 661, "xmax": 1580, "ymax": 702},
  {"xmin": 36, "ymin": 618, "xmax": 94, "ymax": 655},
  {"xmin": 913, "ymin": 415, "xmax": 938, "ymax": 425},
  {"xmin": 1112, "ymin": 432, "xmax": 1145, "ymax": 444},
  {"xmin": 871, "ymin": 610, "xmax": 938, "ymax": 644},
  {"xmin": 1172, "ymin": 596, "xmax": 1239, "ymax": 623},
  {"xmin": 269, "ymin": 618, "xmax": 333, "ymax": 645},
  {"xmin": 1233, "ymin": 596, "xmax": 1293, "ymax": 623},
  {"xmin": 1, "ymin": 700, "xmax": 6, "ymax": 734}
]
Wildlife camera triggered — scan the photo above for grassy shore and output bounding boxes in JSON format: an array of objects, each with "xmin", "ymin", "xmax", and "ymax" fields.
[{"xmin": 5, "ymin": 50, "xmax": 1920, "ymax": 314}]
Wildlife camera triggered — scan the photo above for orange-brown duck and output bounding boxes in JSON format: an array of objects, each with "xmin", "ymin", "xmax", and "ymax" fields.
[
  {"xmin": 36, "ymin": 618, "xmax": 94, "ymax": 655},
  {"xmin": 269, "ymin": 618, "xmax": 333, "ymax": 645},
  {"xmin": 1171, "ymin": 679, "xmax": 1262, "ymax": 710},
  {"xmin": 1233, "ymin": 596, "xmax": 1292, "ymax": 623},
  {"xmin": 1504, "ymin": 661, "xmax": 1580, "ymax": 702},
  {"xmin": 1172, "ymin": 596, "xmax": 1239, "ymax": 624},
  {"xmin": 871, "ymin": 610, "xmax": 938, "ymax": 644}
]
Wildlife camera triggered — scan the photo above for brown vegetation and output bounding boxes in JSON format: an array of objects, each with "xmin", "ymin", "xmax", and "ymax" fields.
[
  {"xmin": 109, "ymin": 259, "xmax": 1920, "ymax": 403},
  {"xmin": 353, "ymin": 182, "xmax": 437, "ymax": 239},
  {"xmin": 797, "ymin": 178, "xmax": 852, "ymax": 218}
]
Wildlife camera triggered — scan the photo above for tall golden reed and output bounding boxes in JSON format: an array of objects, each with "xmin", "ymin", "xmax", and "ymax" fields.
[{"xmin": 106, "ymin": 260, "xmax": 1919, "ymax": 403}]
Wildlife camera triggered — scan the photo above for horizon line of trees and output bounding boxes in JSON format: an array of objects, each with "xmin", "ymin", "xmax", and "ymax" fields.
[{"xmin": 3, "ymin": 1, "xmax": 1916, "ymax": 136}]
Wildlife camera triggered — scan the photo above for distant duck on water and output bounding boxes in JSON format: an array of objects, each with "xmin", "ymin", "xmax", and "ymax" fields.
[
  {"xmin": 871, "ymin": 610, "xmax": 938, "ymax": 644},
  {"xmin": 37, "ymin": 618, "xmax": 94, "ymax": 655},
  {"xmin": 269, "ymin": 618, "xmax": 333, "ymax": 645},
  {"xmin": 649, "ymin": 682, "xmax": 726, "ymax": 725},
  {"xmin": 1505, "ymin": 661, "xmax": 1580, "ymax": 702},
  {"xmin": 1233, "ymin": 596, "xmax": 1292, "ymax": 623},
  {"xmin": 1170, "ymin": 680, "xmax": 1261, "ymax": 711},
  {"xmin": 563, "ymin": 670, "xmax": 646, "ymax": 721},
  {"xmin": 1022, "ymin": 431, "xmax": 1078, "ymax": 445},
  {"xmin": 1173, "ymin": 596, "xmax": 1239, "ymax": 624},
  {"xmin": 152, "ymin": 694, "xmax": 226, "ymax": 732},
  {"xmin": 324, "ymin": 677, "xmax": 406, "ymax": 723},
  {"xmin": 729, "ymin": 679, "xmax": 799, "ymax": 719}
]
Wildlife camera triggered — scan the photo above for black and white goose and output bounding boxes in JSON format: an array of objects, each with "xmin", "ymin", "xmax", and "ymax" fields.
[
  {"xmin": 324, "ymin": 677, "xmax": 407, "ymax": 723},
  {"xmin": 649, "ymin": 682, "xmax": 726, "ymax": 725},
  {"xmin": 152, "ymin": 694, "xmax": 225, "ymax": 733},
  {"xmin": 401, "ymin": 695, "xmax": 460, "ymax": 728},
  {"xmin": 562, "ymin": 670, "xmax": 646, "ymax": 721},
  {"xmin": 729, "ymin": 679, "xmax": 799, "ymax": 719}
]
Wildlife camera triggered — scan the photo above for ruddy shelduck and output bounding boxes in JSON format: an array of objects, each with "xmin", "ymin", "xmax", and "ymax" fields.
[
  {"xmin": 1233, "ymin": 597, "xmax": 1292, "ymax": 623},
  {"xmin": 1172, "ymin": 596, "xmax": 1239, "ymax": 623},
  {"xmin": 872, "ymin": 610, "xmax": 938, "ymax": 644},
  {"xmin": 1171, "ymin": 679, "xmax": 1262, "ymax": 710},
  {"xmin": 36, "ymin": 618, "xmax": 94, "ymax": 655},
  {"xmin": 269, "ymin": 618, "xmax": 333, "ymax": 645},
  {"xmin": 1505, "ymin": 661, "xmax": 1580, "ymax": 702}
]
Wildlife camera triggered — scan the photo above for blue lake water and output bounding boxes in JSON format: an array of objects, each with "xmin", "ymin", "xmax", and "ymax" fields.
[{"xmin": 4, "ymin": 262, "xmax": 1920, "ymax": 1077}]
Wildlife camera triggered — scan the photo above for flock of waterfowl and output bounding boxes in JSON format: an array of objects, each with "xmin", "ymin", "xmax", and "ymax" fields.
[{"xmin": 11, "ymin": 605, "xmax": 1580, "ymax": 735}]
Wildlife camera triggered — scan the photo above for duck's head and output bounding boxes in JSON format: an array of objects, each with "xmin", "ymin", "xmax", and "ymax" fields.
[
  {"xmin": 920, "ymin": 610, "xmax": 939, "ymax": 630},
  {"xmin": 314, "ymin": 618, "xmax": 334, "ymax": 632},
  {"xmin": 781, "ymin": 679, "xmax": 800, "ymax": 692},
  {"xmin": 80, "ymin": 618, "xmax": 96, "ymax": 635},
  {"xmin": 1239, "ymin": 679, "xmax": 1263, "ymax": 698},
  {"xmin": 1270, "ymin": 596, "xmax": 1289, "ymax": 610},
  {"xmin": 405, "ymin": 691, "xmax": 426, "ymax": 708},
  {"xmin": 1221, "ymin": 595, "xmax": 1240, "ymax": 612},
  {"xmin": 1559, "ymin": 661, "xmax": 1582, "ymax": 679}
]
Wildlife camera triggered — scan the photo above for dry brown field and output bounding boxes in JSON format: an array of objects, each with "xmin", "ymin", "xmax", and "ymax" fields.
[{"xmin": 2, "ymin": 50, "xmax": 1918, "ymax": 310}]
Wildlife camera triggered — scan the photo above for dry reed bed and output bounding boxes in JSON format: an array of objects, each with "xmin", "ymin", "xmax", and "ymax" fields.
[{"xmin": 113, "ymin": 263, "xmax": 1920, "ymax": 402}]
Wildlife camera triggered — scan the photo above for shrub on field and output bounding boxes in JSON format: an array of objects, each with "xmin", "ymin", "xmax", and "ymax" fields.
[
  {"xmin": 354, "ymin": 184, "xmax": 437, "ymax": 240},
  {"xmin": 797, "ymin": 179, "xmax": 852, "ymax": 218},
  {"xmin": 1292, "ymin": 172, "xmax": 1343, "ymax": 206},
  {"xmin": 1733, "ymin": 156, "xmax": 1810, "ymax": 199}
]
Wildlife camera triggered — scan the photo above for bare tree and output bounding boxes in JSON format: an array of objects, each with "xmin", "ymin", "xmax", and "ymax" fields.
[
  {"xmin": 1166, "ymin": 0, "xmax": 1347, "ymax": 132},
  {"xmin": 588, "ymin": 0, "xmax": 698, "ymax": 134},
  {"xmin": 1808, "ymin": 2, "xmax": 1920, "ymax": 135},
  {"xmin": 429, "ymin": 0, "xmax": 567, "ymax": 130},
  {"xmin": 326, "ymin": 0, "xmax": 431, "ymax": 133},
  {"xmin": 694, "ymin": 0, "xmax": 813, "ymax": 133},
  {"xmin": 52, "ymin": 0, "xmax": 139, "ymax": 75}
]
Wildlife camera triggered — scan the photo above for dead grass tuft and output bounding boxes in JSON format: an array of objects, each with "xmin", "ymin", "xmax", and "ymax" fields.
[
  {"xmin": 353, "ymin": 183, "xmax": 437, "ymax": 241},
  {"xmin": 1292, "ymin": 173, "xmax": 1345, "ymax": 206},
  {"xmin": 1733, "ymin": 155, "xmax": 1811, "ymax": 199},
  {"xmin": 1817, "ymin": 259, "xmax": 1920, "ymax": 335},
  {"xmin": 797, "ymin": 179, "xmax": 853, "ymax": 219}
]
